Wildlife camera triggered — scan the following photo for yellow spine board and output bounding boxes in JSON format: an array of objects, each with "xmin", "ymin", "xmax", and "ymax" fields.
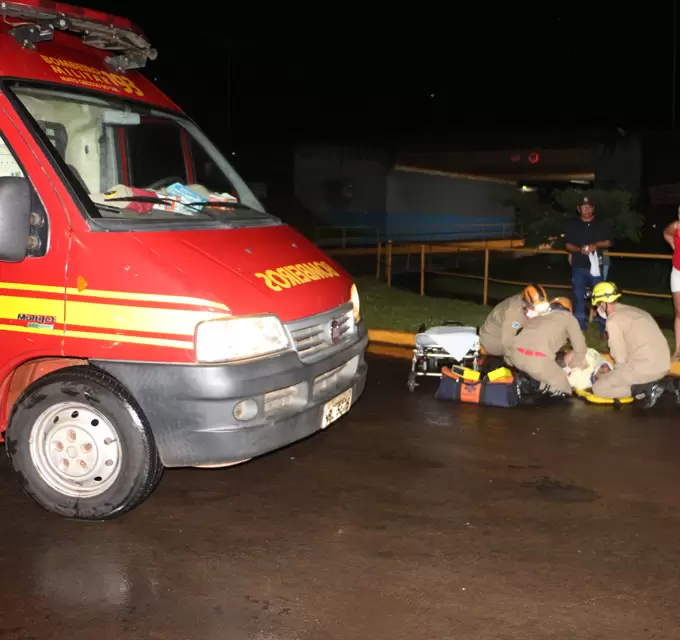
[{"xmin": 574, "ymin": 388, "xmax": 635, "ymax": 405}]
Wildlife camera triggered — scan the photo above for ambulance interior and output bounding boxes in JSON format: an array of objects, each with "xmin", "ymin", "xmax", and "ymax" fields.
[{"xmin": 6, "ymin": 85, "xmax": 270, "ymax": 223}]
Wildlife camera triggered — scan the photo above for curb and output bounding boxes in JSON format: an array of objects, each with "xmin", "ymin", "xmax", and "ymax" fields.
[
  {"xmin": 367, "ymin": 329, "xmax": 417, "ymax": 348},
  {"xmin": 367, "ymin": 329, "xmax": 680, "ymax": 377}
]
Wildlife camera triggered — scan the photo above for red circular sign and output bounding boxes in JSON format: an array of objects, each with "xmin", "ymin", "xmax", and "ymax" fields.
[{"xmin": 528, "ymin": 152, "xmax": 540, "ymax": 164}]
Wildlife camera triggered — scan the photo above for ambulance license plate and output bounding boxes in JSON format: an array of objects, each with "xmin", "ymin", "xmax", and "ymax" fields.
[{"xmin": 321, "ymin": 389, "xmax": 353, "ymax": 429}]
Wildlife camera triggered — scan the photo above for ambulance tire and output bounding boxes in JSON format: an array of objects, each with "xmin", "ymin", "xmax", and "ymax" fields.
[{"xmin": 5, "ymin": 366, "xmax": 163, "ymax": 520}]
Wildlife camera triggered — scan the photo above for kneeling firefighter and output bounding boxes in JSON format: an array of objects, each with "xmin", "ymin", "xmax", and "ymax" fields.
[
  {"xmin": 479, "ymin": 284, "xmax": 551, "ymax": 360},
  {"xmin": 511, "ymin": 297, "xmax": 588, "ymax": 398},
  {"xmin": 590, "ymin": 282, "xmax": 671, "ymax": 406}
]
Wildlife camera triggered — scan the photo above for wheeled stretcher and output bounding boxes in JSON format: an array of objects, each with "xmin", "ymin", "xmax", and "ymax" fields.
[{"xmin": 408, "ymin": 322, "xmax": 482, "ymax": 392}]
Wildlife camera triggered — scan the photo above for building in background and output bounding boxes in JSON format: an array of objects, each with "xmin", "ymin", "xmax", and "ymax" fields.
[
  {"xmin": 286, "ymin": 130, "xmax": 655, "ymax": 246},
  {"xmin": 384, "ymin": 167, "xmax": 515, "ymax": 242},
  {"xmin": 293, "ymin": 145, "xmax": 388, "ymax": 243},
  {"xmin": 294, "ymin": 146, "xmax": 518, "ymax": 246}
]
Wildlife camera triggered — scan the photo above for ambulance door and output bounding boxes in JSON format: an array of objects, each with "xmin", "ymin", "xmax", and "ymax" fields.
[{"xmin": 0, "ymin": 96, "xmax": 70, "ymax": 384}]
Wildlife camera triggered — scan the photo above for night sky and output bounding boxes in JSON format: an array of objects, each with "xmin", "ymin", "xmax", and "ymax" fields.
[{"xmin": 81, "ymin": 2, "xmax": 674, "ymax": 149}]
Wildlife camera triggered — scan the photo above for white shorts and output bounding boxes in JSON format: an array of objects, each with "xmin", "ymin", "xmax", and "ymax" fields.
[{"xmin": 672, "ymin": 267, "xmax": 680, "ymax": 293}]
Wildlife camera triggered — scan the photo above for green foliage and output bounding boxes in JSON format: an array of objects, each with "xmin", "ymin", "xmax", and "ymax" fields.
[
  {"xmin": 356, "ymin": 276, "xmax": 489, "ymax": 332},
  {"xmin": 506, "ymin": 188, "xmax": 644, "ymax": 248}
]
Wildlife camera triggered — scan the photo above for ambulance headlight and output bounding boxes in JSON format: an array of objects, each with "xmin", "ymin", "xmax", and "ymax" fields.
[
  {"xmin": 350, "ymin": 283, "xmax": 360, "ymax": 323},
  {"xmin": 195, "ymin": 315, "xmax": 290, "ymax": 363}
]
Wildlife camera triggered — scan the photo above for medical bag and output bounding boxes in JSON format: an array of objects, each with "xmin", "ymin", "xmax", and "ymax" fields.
[{"xmin": 435, "ymin": 366, "xmax": 520, "ymax": 408}]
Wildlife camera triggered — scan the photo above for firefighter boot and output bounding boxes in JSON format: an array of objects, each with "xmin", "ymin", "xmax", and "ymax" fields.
[
  {"xmin": 631, "ymin": 381, "xmax": 666, "ymax": 409},
  {"xmin": 514, "ymin": 371, "xmax": 541, "ymax": 405},
  {"xmin": 539, "ymin": 384, "xmax": 570, "ymax": 400}
]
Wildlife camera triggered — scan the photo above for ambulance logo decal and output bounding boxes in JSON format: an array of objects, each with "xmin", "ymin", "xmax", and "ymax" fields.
[
  {"xmin": 18, "ymin": 313, "xmax": 56, "ymax": 330},
  {"xmin": 255, "ymin": 261, "xmax": 341, "ymax": 292},
  {"xmin": 40, "ymin": 55, "xmax": 145, "ymax": 97}
]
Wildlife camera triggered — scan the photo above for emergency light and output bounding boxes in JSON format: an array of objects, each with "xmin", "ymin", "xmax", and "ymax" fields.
[{"xmin": 1, "ymin": 0, "xmax": 157, "ymax": 71}]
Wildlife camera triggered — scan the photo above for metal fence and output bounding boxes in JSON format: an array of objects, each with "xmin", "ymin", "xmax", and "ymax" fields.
[
  {"xmin": 326, "ymin": 240, "xmax": 674, "ymax": 305},
  {"xmin": 315, "ymin": 221, "xmax": 516, "ymax": 248}
]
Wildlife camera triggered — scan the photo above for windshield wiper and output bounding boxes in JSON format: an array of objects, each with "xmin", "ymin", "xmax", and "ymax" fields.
[
  {"xmin": 185, "ymin": 201, "xmax": 281, "ymax": 224},
  {"xmin": 103, "ymin": 195, "xmax": 201, "ymax": 211},
  {"xmin": 184, "ymin": 200, "xmax": 262, "ymax": 213},
  {"xmin": 101, "ymin": 196, "xmax": 260, "ymax": 215},
  {"xmin": 98, "ymin": 195, "xmax": 223, "ymax": 218},
  {"xmin": 95, "ymin": 196, "xmax": 274, "ymax": 223}
]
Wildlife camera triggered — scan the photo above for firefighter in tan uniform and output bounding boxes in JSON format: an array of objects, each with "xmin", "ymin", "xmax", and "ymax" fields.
[
  {"xmin": 479, "ymin": 284, "xmax": 550, "ymax": 359},
  {"xmin": 590, "ymin": 282, "xmax": 670, "ymax": 406},
  {"xmin": 511, "ymin": 297, "xmax": 588, "ymax": 397}
]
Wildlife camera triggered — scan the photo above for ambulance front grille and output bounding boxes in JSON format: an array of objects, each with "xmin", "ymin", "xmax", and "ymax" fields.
[{"xmin": 286, "ymin": 303, "xmax": 355, "ymax": 364}]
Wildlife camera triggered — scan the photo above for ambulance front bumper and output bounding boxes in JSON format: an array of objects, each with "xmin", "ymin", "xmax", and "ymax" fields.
[{"xmin": 92, "ymin": 323, "xmax": 368, "ymax": 467}]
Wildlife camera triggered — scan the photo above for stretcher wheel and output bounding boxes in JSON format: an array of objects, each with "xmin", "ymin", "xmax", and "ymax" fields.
[
  {"xmin": 573, "ymin": 388, "xmax": 634, "ymax": 405},
  {"xmin": 407, "ymin": 371, "xmax": 417, "ymax": 392}
]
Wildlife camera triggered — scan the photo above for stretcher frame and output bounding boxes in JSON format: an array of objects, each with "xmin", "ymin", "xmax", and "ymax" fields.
[{"xmin": 407, "ymin": 322, "xmax": 482, "ymax": 392}]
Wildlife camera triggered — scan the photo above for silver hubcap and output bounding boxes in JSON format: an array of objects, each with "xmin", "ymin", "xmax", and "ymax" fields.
[{"xmin": 29, "ymin": 402, "xmax": 122, "ymax": 498}]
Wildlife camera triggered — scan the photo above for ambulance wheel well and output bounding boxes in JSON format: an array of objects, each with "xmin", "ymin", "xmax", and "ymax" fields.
[{"xmin": 0, "ymin": 357, "xmax": 88, "ymax": 430}]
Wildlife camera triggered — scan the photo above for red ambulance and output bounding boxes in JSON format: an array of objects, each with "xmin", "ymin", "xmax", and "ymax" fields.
[{"xmin": 0, "ymin": 1, "xmax": 367, "ymax": 519}]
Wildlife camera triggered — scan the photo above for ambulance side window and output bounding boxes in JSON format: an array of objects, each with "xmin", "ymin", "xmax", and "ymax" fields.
[
  {"xmin": 126, "ymin": 121, "xmax": 187, "ymax": 188},
  {"xmin": 0, "ymin": 133, "xmax": 48, "ymax": 258}
]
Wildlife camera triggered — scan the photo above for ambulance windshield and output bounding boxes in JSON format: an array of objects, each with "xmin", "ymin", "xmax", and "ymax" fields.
[{"xmin": 8, "ymin": 84, "xmax": 275, "ymax": 226}]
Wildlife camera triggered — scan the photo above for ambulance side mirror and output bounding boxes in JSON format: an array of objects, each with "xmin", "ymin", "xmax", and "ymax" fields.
[{"xmin": 0, "ymin": 177, "xmax": 31, "ymax": 263}]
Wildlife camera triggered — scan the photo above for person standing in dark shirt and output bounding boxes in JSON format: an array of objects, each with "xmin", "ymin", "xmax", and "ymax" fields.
[{"xmin": 564, "ymin": 195, "xmax": 612, "ymax": 333}]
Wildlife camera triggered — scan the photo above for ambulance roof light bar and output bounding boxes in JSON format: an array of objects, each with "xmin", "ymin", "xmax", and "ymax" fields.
[{"xmin": 1, "ymin": 0, "xmax": 157, "ymax": 72}]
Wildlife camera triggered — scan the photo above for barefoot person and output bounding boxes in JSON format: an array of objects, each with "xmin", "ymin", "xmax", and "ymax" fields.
[{"xmin": 663, "ymin": 206, "xmax": 680, "ymax": 360}]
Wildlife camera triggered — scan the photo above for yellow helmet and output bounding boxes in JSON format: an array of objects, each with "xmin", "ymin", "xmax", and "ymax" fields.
[{"xmin": 591, "ymin": 281, "xmax": 621, "ymax": 305}]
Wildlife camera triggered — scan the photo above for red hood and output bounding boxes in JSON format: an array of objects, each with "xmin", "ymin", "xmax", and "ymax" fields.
[{"xmin": 131, "ymin": 224, "xmax": 353, "ymax": 322}]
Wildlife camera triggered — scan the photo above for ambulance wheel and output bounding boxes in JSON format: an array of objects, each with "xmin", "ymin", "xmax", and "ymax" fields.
[{"xmin": 5, "ymin": 366, "xmax": 162, "ymax": 520}]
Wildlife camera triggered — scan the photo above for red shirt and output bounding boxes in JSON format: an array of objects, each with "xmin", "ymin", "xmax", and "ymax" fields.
[{"xmin": 674, "ymin": 224, "xmax": 680, "ymax": 271}]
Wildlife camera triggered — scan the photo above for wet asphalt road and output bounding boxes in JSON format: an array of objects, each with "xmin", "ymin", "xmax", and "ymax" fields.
[{"xmin": 2, "ymin": 355, "xmax": 680, "ymax": 639}]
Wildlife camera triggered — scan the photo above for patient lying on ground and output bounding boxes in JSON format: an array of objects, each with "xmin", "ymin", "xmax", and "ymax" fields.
[{"xmin": 559, "ymin": 348, "xmax": 612, "ymax": 390}]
